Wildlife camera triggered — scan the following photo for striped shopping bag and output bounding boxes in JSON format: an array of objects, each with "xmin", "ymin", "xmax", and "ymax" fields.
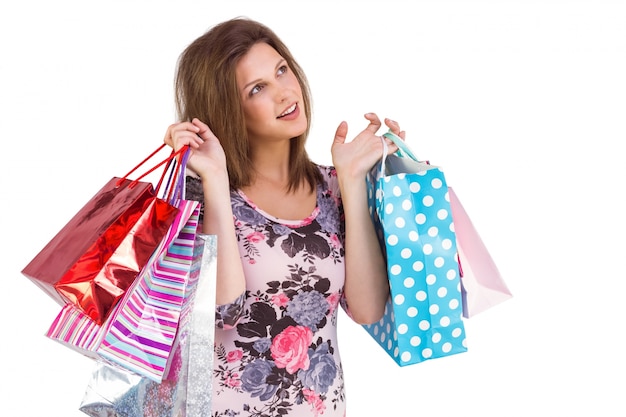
[
  {"xmin": 78, "ymin": 234, "xmax": 217, "ymax": 417},
  {"xmin": 46, "ymin": 302, "xmax": 108, "ymax": 359},
  {"xmin": 96, "ymin": 199, "xmax": 201, "ymax": 382}
]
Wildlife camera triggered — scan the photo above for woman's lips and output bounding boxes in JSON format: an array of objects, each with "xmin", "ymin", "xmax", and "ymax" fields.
[{"xmin": 277, "ymin": 103, "xmax": 299, "ymax": 120}]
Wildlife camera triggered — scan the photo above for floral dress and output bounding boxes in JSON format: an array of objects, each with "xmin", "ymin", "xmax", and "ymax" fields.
[{"xmin": 185, "ymin": 165, "xmax": 349, "ymax": 417}]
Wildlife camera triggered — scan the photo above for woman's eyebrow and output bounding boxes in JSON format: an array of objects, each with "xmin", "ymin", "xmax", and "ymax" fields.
[{"xmin": 242, "ymin": 58, "xmax": 287, "ymax": 91}]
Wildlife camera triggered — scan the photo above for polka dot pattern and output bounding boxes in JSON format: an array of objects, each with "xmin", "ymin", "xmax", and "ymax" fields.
[{"xmin": 364, "ymin": 161, "xmax": 467, "ymax": 366}]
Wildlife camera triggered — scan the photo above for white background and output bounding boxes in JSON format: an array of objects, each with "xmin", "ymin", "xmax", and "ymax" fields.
[{"xmin": 1, "ymin": 0, "xmax": 625, "ymax": 416}]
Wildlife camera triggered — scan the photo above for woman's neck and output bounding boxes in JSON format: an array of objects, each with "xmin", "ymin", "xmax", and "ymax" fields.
[{"xmin": 248, "ymin": 141, "xmax": 292, "ymax": 188}]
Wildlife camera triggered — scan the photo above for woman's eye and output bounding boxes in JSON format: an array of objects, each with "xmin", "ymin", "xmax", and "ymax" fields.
[
  {"xmin": 277, "ymin": 65, "xmax": 288, "ymax": 76},
  {"xmin": 250, "ymin": 84, "xmax": 264, "ymax": 96}
]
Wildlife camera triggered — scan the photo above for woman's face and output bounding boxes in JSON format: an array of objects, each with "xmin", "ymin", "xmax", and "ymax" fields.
[{"xmin": 236, "ymin": 42, "xmax": 307, "ymax": 144}]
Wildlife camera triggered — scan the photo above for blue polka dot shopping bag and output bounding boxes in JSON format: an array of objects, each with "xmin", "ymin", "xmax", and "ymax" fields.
[{"xmin": 363, "ymin": 131, "xmax": 467, "ymax": 366}]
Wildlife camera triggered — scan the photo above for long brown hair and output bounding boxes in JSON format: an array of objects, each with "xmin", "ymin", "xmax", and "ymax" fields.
[{"xmin": 174, "ymin": 17, "xmax": 322, "ymax": 192}]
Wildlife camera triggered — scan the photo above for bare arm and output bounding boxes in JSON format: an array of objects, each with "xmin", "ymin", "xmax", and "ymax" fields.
[
  {"xmin": 331, "ymin": 113, "xmax": 405, "ymax": 324},
  {"xmin": 166, "ymin": 118, "xmax": 246, "ymax": 305}
]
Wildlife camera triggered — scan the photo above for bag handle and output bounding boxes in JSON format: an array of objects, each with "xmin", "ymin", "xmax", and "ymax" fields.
[
  {"xmin": 382, "ymin": 130, "xmax": 420, "ymax": 162},
  {"xmin": 116, "ymin": 144, "xmax": 190, "ymax": 192},
  {"xmin": 162, "ymin": 147, "xmax": 191, "ymax": 204},
  {"xmin": 379, "ymin": 130, "xmax": 422, "ymax": 178}
]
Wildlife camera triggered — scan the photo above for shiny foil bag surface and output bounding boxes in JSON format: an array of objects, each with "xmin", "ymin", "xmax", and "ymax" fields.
[
  {"xmin": 79, "ymin": 234, "xmax": 217, "ymax": 417},
  {"xmin": 22, "ymin": 177, "xmax": 179, "ymax": 324}
]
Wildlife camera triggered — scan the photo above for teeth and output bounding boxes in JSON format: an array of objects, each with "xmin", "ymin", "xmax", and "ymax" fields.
[{"xmin": 280, "ymin": 104, "xmax": 296, "ymax": 117}]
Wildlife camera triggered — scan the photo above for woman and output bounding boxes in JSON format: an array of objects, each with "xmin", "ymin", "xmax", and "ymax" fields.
[{"xmin": 165, "ymin": 17, "xmax": 405, "ymax": 417}]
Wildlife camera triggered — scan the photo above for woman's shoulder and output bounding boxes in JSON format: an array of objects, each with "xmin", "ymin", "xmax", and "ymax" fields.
[
  {"xmin": 315, "ymin": 163, "xmax": 337, "ymax": 179},
  {"xmin": 314, "ymin": 163, "xmax": 340, "ymax": 198}
]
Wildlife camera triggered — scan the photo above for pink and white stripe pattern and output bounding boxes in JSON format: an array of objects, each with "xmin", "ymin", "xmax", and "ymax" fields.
[
  {"xmin": 97, "ymin": 199, "xmax": 201, "ymax": 382},
  {"xmin": 46, "ymin": 302, "xmax": 106, "ymax": 359}
]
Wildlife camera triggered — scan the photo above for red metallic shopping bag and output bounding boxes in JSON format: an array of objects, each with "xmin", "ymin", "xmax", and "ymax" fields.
[
  {"xmin": 21, "ymin": 144, "xmax": 187, "ymax": 324},
  {"xmin": 449, "ymin": 187, "xmax": 513, "ymax": 318}
]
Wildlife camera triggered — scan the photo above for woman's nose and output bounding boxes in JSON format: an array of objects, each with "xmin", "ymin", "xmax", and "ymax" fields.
[{"xmin": 274, "ymin": 83, "xmax": 290, "ymax": 103}]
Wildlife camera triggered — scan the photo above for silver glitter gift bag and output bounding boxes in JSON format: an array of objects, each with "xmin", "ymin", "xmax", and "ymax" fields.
[{"xmin": 79, "ymin": 234, "xmax": 217, "ymax": 417}]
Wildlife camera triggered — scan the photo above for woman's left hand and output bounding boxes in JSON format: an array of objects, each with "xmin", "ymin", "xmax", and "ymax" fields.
[
  {"xmin": 332, "ymin": 113, "xmax": 406, "ymax": 324},
  {"xmin": 331, "ymin": 112, "xmax": 406, "ymax": 181}
]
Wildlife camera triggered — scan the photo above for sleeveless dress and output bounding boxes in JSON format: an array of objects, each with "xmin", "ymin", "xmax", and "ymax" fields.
[{"xmin": 185, "ymin": 165, "xmax": 349, "ymax": 417}]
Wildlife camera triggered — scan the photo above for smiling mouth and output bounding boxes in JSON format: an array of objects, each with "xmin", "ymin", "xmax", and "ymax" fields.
[{"xmin": 278, "ymin": 103, "xmax": 297, "ymax": 118}]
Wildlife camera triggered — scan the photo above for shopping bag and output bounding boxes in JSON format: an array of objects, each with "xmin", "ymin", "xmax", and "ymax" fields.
[
  {"xmin": 21, "ymin": 144, "xmax": 187, "ymax": 324},
  {"xmin": 95, "ymin": 197, "xmax": 201, "ymax": 382},
  {"xmin": 47, "ymin": 151, "xmax": 207, "ymax": 383},
  {"xmin": 45, "ymin": 302, "xmax": 112, "ymax": 360},
  {"xmin": 448, "ymin": 187, "xmax": 512, "ymax": 318},
  {"xmin": 46, "ymin": 145, "xmax": 199, "ymax": 359},
  {"xmin": 363, "ymin": 131, "xmax": 467, "ymax": 366},
  {"xmin": 45, "ymin": 199, "xmax": 198, "ymax": 361},
  {"xmin": 79, "ymin": 234, "xmax": 217, "ymax": 417}
]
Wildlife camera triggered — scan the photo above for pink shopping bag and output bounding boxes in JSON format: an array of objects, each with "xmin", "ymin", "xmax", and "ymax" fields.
[
  {"xmin": 46, "ymin": 302, "xmax": 109, "ymax": 359},
  {"xmin": 449, "ymin": 187, "xmax": 512, "ymax": 318}
]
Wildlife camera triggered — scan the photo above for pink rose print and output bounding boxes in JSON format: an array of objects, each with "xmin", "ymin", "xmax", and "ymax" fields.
[
  {"xmin": 330, "ymin": 233, "xmax": 341, "ymax": 249},
  {"xmin": 246, "ymin": 231, "xmax": 265, "ymax": 243},
  {"xmin": 303, "ymin": 388, "xmax": 326, "ymax": 416},
  {"xmin": 270, "ymin": 325, "xmax": 313, "ymax": 374},
  {"xmin": 326, "ymin": 292, "xmax": 341, "ymax": 314},
  {"xmin": 271, "ymin": 293, "xmax": 290, "ymax": 307},
  {"xmin": 226, "ymin": 372, "xmax": 241, "ymax": 388},
  {"xmin": 226, "ymin": 349, "xmax": 243, "ymax": 363}
]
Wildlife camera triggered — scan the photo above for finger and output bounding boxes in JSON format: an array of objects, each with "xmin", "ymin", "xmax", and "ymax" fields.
[
  {"xmin": 384, "ymin": 118, "xmax": 402, "ymax": 135},
  {"xmin": 170, "ymin": 122, "xmax": 203, "ymax": 149},
  {"xmin": 191, "ymin": 118, "xmax": 213, "ymax": 140},
  {"xmin": 385, "ymin": 136, "xmax": 400, "ymax": 150},
  {"xmin": 384, "ymin": 119, "xmax": 407, "ymax": 142},
  {"xmin": 163, "ymin": 123, "xmax": 177, "ymax": 146},
  {"xmin": 363, "ymin": 112, "xmax": 382, "ymax": 133},
  {"xmin": 164, "ymin": 122, "xmax": 192, "ymax": 146},
  {"xmin": 333, "ymin": 121, "xmax": 348, "ymax": 145}
]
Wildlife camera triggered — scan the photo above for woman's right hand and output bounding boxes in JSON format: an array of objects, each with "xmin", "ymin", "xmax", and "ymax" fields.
[
  {"xmin": 164, "ymin": 118, "xmax": 228, "ymax": 181},
  {"xmin": 165, "ymin": 121, "xmax": 245, "ymax": 305}
]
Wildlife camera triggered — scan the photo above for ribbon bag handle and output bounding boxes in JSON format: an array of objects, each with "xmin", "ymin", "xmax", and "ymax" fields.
[
  {"xmin": 379, "ymin": 130, "xmax": 436, "ymax": 179},
  {"xmin": 116, "ymin": 144, "xmax": 190, "ymax": 194},
  {"xmin": 161, "ymin": 147, "xmax": 191, "ymax": 204},
  {"xmin": 379, "ymin": 130, "xmax": 421, "ymax": 178},
  {"xmin": 382, "ymin": 130, "xmax": 421, "ymax": 162}
]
